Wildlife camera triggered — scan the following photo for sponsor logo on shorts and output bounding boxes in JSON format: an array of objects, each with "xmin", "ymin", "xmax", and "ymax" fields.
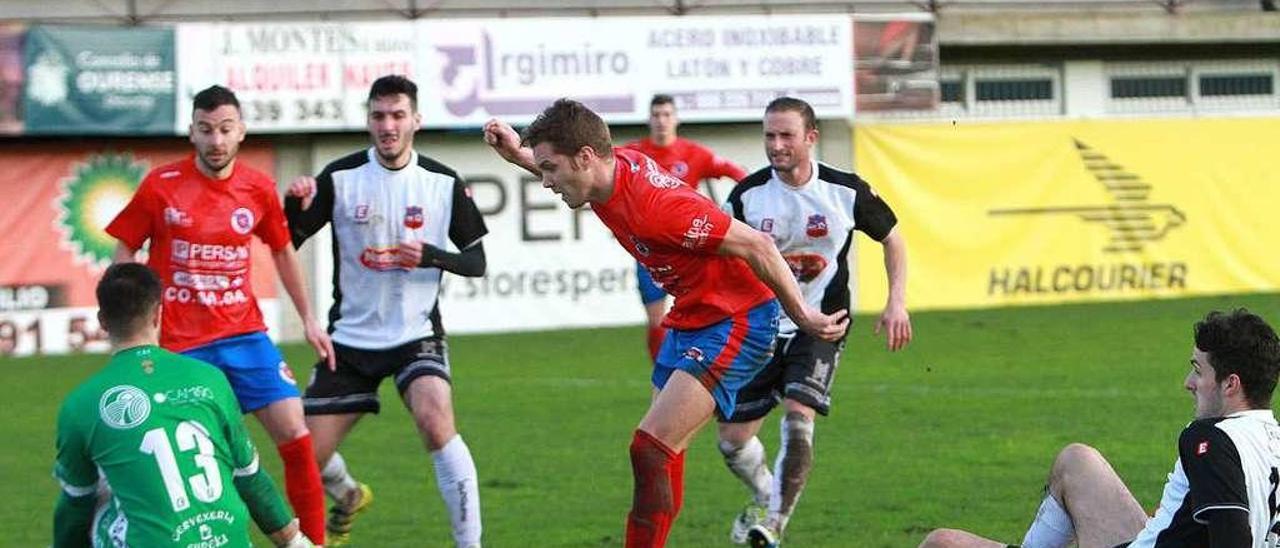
[
  {"xmin": 99, "ymin": 385, "xmax": 151, "ymax": 429},
  {"xmin": 278, "ymin": 361, "xmax": 296, "ymax": 385},
  {"xmin": 684, "ymin": 346, "xmax": 705, "ymax": 363},
  {"xmin": 630, "ymin": 235, "xmax": 650, "ymax": 257},
  {"xmin": 230, "ymin": 208, "xmax": 254, "ymax": 235}
]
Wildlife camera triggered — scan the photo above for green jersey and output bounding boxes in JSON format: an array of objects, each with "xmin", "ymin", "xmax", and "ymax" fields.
[{"xmin": 55, "ymin": 345, "xmax": 260, "ymax": 548}]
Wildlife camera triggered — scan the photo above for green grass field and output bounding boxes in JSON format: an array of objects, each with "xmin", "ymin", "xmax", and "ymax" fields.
[{"xmin": 6, "ymin": 294, "xmax": 1279, "ymax": 547}]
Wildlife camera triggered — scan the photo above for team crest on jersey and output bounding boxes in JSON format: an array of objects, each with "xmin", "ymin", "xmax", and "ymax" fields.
[
  {"xmin": 99, "ymin": 385, "xmax": 151, "ymax": 429},
  {"xmin": 230, "ymin": 207, "xmax": 254, "ymax": 235},
  {"xmin": 805, "ymin": 214, "xmax": 828, "ymax": 238},
  {"xmin": 629, "ymin": 235, "xmax": 651, "ymax": 257},
  {"xmin": 670, "ymin": 161, "xmax": 689, "ymax": 178},
  {"xmin": 682, "ymin": 214, "xmax": 714, "ymax": 249},
  {"xmin": 353, "ymin": 204, "xmax": 371, "ymax": 224},
  {"xmin": 403, "ymin": 206, "xmax": 425, "ymax": 230},
  {"xmin": 760, "ymin": 218, "xmax": 775, "ymax": 233}
]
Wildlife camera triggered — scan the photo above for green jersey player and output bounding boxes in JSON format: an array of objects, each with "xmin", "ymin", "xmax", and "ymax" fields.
[{"xmin": 53, "ymin": 263, "xmax": 312, "ymax": 548}]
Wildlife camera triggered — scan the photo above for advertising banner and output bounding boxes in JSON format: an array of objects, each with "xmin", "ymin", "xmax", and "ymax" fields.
[
  {"xmin": 22, "ymin": 25, "xmax": 175, "ymax": 135},
  {"xmin": 0, "ymin": 24, "xmax": 23, "ymax": 135},
  {"xmin": 416, "ymin": 15, "xmax": 853, "ymax": 127},
  {"xmin": 853, "ymin": 14, "xmax": 938, "ymax": 111},
  {"xmin": 852, "ymin": 118, "xmax": 1280, "ymax": 312},
  {"xmin": 175, "ymin": 21, "xmax": 419, "ymax": 132},
  {"xmin": 0, "ymin": 141, "xmax": 280, "ymax": 357}
]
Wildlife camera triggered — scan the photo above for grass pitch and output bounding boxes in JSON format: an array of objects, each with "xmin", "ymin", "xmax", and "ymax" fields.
[{"xmin": 5, "ymin": 293, "xmax": 1278, "ymax": 547}]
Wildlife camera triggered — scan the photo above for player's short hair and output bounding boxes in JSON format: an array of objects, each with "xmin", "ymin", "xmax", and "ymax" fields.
[
  {"xmin": 765, "ymin": 96, "xmax": 817, "ymax": 132},
  {"xmin": 96, "ymin": 263, "xmax": 162, "ymax": 340},
  {"xmin": 650, "ymin": 94, "xmax": 676, "ymax": 109},
  {"xmin": 192, "ymin": 85, "xmax": 240, "ymax": 114},
  {"xmin": 1195, "ymin": 308, "xmax": 1280, "ymax": 409},
  {"xmin": 521, "ymin": 98, "xmax": 613, "ymax": 157},
  {"xmin": 368, "ymin": 75, "xmax": 418, "ymax": 111}
]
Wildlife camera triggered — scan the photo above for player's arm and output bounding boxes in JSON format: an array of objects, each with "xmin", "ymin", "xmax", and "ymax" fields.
[
  {"xmin": 876, "ymin": 227, "xmax": 911, "ymax": 351},
  {"xmin": 270, "ymin": 244, "xmax": 334, "ymax": 369},
  {"xmin": 398, "ymin": 177, "xmax": 489, "ymax": 277},
  {"xmin": 52, "ymin": 400, "xmax": 98, "ymax": 548},
  {"xmin": 263, "ymin": 185, "xmax": 335, "ymax": 369},
  {"xmin": 853, "ymin": 175, "xmax": 911, "ymax": 351},
  {"xmin": 105, "ymin": 175, "xmax": 158, "ymax": 264},
  {"xmin": 483, "ymin": 118, "xmax": 540, "ymax": 177},
  {"xmin": 1179, "ymin": 421, "xmax": 1252, "ymax": 547},
  {"xmin": 215, "ymin": 373, "xmax": 311, "ymax": 545},
  {"xmin": 718, "ymin": 218, "xmax": 848, "ymax": 341},
  {"xmin": 283, "ymin": 171, "xmax": 335, "ymax": 249},
  {"xmin": 708, "ymin": 151, "xmax": 748, "ymax": 182}
]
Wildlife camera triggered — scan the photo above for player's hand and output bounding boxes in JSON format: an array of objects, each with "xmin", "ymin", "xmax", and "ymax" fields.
[
  {"xmin": 483, "ymin": 118, "xmax": 524, "ymax": 163},
  {"xmin": 875, "ymin": 303, "xmax": 912, "ymax": 351},
  {"xmin": 303, "ymin": 318, "xmax": 335, "ymax": 371},
  {"xmin": 398, "ymin": 240, "xmax": 424, "ymax": 269},
  {"xmin": 269, "ymin": 519, "xmax": 315, "ymax": 547},
  {"xmin": 795, "ymin": 307, "xmax": 849, "ymax": 342},
  {"xmin": 287, "ymin": 176, "xmax": 318, "ymax": 211}
]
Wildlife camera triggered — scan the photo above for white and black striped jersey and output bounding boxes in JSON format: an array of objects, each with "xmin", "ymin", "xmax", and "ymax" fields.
[
  {"xmin": 1129, "ymin": 410, "xmax": 1280, "ymax": 547},
  {"xmin": 724, "ymin": 160, "xmax": 897, "ymax": 335},
  {"xmin": 285, "ymin": 148, "xmax": 487, "ymax": 350}
]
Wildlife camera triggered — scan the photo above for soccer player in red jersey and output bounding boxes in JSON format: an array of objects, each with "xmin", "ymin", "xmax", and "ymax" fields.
[
  {"xmin": 623, "ymin": 95, "xmax": 748, "ymax": 363},
  {"xmin": 106, "ymin": 85, "xmax": 332, "ymax": 545},
  {"xmin": 484, "ymin": 99, "xmax": 847, "ymax": 548}
]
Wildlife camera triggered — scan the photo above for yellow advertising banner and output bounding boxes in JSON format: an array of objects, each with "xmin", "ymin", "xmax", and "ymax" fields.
[{"xmin": 852, "ymin": 117, "xmax": 1280, "ymax": 312}]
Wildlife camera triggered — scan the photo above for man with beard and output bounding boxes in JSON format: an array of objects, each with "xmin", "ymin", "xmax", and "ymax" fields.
[
  {"xmin": 106, "ymin": 85, "xmax": 332, "ymax": 545},
  {"xmin": 718, "ymin": 97, "xmax": 912, "ymax": 547},
  {"xmin": 284, "ymin": 75, "xmax": 488, "ymax": 548},
  {"xmin": 920, "ymin": 309, "xmax": 1280, "ymax": 548}
]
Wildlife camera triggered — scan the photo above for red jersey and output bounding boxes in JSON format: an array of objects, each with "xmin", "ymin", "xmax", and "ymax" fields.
[
  {"xmin": 594, "ymin": 149, "xmax": 773, "ymax": 330},
  {"xmin": 623, "ymin": 137, "xmax": 746, "ymax": 188},
  {"xmin": 105, "ymin": 157, "xmax": 291, "ymax": 351}
]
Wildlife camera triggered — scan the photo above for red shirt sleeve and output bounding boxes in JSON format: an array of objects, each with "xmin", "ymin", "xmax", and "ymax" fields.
[
  {"xmin": 105, "ymin": 175, "xmax": 159, "ymax": 251},
  {"xmin": 253, "ymin": 181, "xmax": 291, "ymax": 251},
  {"xmin": 644, "ymin": 190, "xmax": 732, "ymax": 255},
  {"xmin": 710, "ymin": 154, "xmax": 747, "ymax": 182}
]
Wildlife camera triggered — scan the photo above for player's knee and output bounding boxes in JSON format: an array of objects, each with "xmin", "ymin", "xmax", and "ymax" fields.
[
  {"xmin": 918, "ymin": 528, "xmax": 967, "ymax": 548},
  {"xmin": 1051, "ymin": 442, "xmax": 1104, "ymax": 489}
]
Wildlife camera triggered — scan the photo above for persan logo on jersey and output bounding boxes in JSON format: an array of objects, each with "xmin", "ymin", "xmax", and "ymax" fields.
[
  {"xmin": 171, "ymin": 240, "xmax": 251, "ymax": 263},
  {"xmin": 986, "ymin": 139, "xmax": 1188, "ymax": 298}
]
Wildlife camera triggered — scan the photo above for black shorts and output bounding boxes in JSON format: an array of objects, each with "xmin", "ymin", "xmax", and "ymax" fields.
[
  {"xmin": 303, "ymin": 337, "xmax": 450, "ymax": 415},
  {"xmin": 721, "ymin": 331, "xmax": 844, "ymax": 423}
]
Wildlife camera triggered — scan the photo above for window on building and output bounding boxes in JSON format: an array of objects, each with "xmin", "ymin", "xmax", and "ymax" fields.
[
  {"xmin": 1110, "ymin": 76, "xmax": 1187, "ymax": 99},
  {"xmin": 1199, "ymin": 74, "xmax": 1274, "ymax": 97},
  {"xmin": 940, "ymin": 79, "xmax": 964, "ymax": 103},
  {"xmin": 974, "ymin": 79, "xmax": 1053, "ymax": 101}
]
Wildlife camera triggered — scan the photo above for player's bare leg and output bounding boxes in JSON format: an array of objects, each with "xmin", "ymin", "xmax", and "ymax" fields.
[
  {"xmin": 918, "ymin": 528, "xmax": 1006, "ymax": 548},
  {"xmin": 307, "ymin": 411, "xmax": 368, "ymax": 545},
  {"xmin": 253, "ymin": 397, "xmax": 326, "ymax": 544},
  {"xmin": 1041, "ymin": 443, "xmax": 1146, "ymax": 548},
  {"xmin": 717, "ymin": 418, "xmax": 772, "ymax": 544},
  {"xmin": 627, "ymin": 369, "xmax": 716, "ymax": 547},
  {"xmin": 404, "ymin": 375, "xmax": 482, "ymax": 548}
]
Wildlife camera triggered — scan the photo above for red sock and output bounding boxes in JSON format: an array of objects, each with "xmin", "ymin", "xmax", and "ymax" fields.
[
  {"xmin": 625, "ymin": 429, "xmax": 677, "ymax": 548},
  {"xmin": 670, "ymin": 450, "xmax": 686, "ymax": 518},
  {"xmin": 647, "ymin": 326, "xmax": 667, "ymax": 362},
  {"xmin": 277, "ymin": 435, "xmax": 325, "ymax": 544}
]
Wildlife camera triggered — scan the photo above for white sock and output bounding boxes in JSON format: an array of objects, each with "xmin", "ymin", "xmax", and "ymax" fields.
[
  {"xmin": 1020, "ymin": 493, "xmax": 1074, "ymax": 548},
  {"xmin": 718, "ymin": 436, "xmax": 773, "ymax": 506},
  {"xmin": 432, "ymin": 435, "xmax": 482, "ymax": 547},
  {"xmin": 768, "ymin": 413, "xmax": 815, "ymax": 532},
  {"xmin": 321, "ymin": 452, "xmax": 359, "ymax": 503}
]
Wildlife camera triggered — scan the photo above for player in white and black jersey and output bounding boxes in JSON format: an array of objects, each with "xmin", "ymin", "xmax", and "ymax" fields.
[
  {"xmin": 921, "ymin": 308, "xmax": 1280, "ymax": 548},
  {"xmin": 283, "ymin": 76, "xmax": 488, "ymax": 548},
  {"xmin": 717, "ymin": 97, "xmax": 914, "ymax": 547}
]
